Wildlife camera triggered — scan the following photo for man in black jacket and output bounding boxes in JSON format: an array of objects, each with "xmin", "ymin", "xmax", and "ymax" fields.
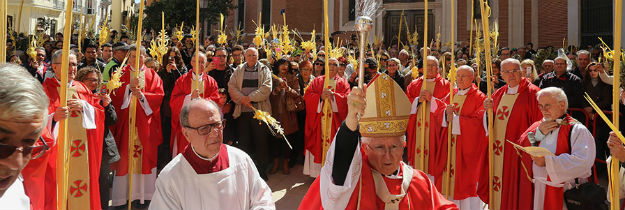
[
  {"xmin": 539, "ymin": 57, "xmax": 584, "ymax": 109},
  {"xmin": 78, "ymin": 42, "xmax": 106, "ymax": 72}
]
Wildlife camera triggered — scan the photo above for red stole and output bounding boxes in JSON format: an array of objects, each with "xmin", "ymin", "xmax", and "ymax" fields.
[
  {"xmin": 405, "ymin": 74, "xmax": 450, "ymax": 103},
  {"xmin": 477, "ymin": 79, "xmax": 542, "ymax": 210},
  {"xmin": 182, "ymin": 144, "xmax": 230, "ymax": 174},
  {"xmin": 170, "ymin": 72, "xmax": 220, "ymax": 156},
  {"xmin": 439, "ymin": 85, "xmax": 488, "ymax": 199},
  {"xmin": 519, "ymin": 115, "xmax": 577, "ymax": 210},
  {"xmin": 406, "ymin": 98, "xmax": 447, "ymax": 177},
  {"xmin": 298, "ymin": 150, "xmax": 458, "ymax": 210},
  {"xmin": 303, "ymin": 75, "xmax": 350, "ymax": 164},
  {"xmin": 110, "ymin": 65, "xmax": 164, "ymax": 175}
]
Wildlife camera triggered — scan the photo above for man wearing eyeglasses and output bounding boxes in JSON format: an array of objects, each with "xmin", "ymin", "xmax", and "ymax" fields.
[
  {"xmin": 170, "ymin": 52, "xmax": 220, "ymax": 156},
  {"xmin": 0, "ymin": 64, "xmax": 51, "ymax": 209},
  {"xmin": 42, "ymin": 50, "xmax": 107, "ymax": 210},
  {"xmin": 480, "ymin": 58, "xmax": 542, "ymax": 210},
  {"xmin": 150, "ymin": 98, "xmax": 275, "ymax": 210},
  {"xmin": 538, "ymin": 56, "xmax": 584, "ymax": 110},
  {"xmin": 24, "ymin": 47, "xmax": 51, "ymax": 83}
]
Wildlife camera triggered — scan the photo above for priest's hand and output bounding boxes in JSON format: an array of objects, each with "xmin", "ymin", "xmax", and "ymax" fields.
[
  {"xmin": 321, "ymin": 88, "xmax": 334, "ymax": 100},
  {"xmin": 130, "ymin": 78, "xmax": 143, "ymax": 98},
  {"xmin": 67, "ymin": 99, "xmax": 83, "ymax": 112},
  {"xmin": 445, "ymin": 105, "xmax": 454, "ymax": 124},
  {"xmin": 532, "ymin": 156, "xmax": 546, "ymax": 167},
  {"xmin": 607, "ymin": 131, "xmax": 625, "ymax": 160},
  {"xmin": 191, "ymin": 89, "xmax": 201, "ymax": 99},
  {"xmin": 99, "ymin": 94, "xmax": 112, "ymax": 107},
  {"xmin": 483, "ymin": 99, "xmax": 493, "ymax": 110},
  {"xmin": 346, "ymin": 87, "xmax": 366, "ymax": 131},
  {"xmin": 538, "ymin": 120, "xmax": 559, "ymax": 135},
  {"xmin": 418, "ymin": 90, "xmax": 432, "ymax": 102},
  {"xmin": 53, "ymin": 106, "xmax": 69, "ymax": 122}
]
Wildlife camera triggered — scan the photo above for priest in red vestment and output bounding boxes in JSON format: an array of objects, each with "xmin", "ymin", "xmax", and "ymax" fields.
[
  {"xmin": 438, "ymin": 65, "xmax": 487, "ymax": 209},
  {"xmin": 303, "ymin": 58, "xmax": 350, "ymax": 178},
  {"xmin": 519, "ymin": 87, "xmax": 595, "ymax": 210},
  {"xmin": 478, "ymin": 58, "xmax": 542, "ymax": 210},
  {"xmin": 405, "ymin": 56, "xmax": 449, "ymax": 178},
  {"xmin": 406, "ymin": 56, "xmax": 450, "ymax": 103},
  {"xmin": 31, "ymin": 52, "xmax": 106, "ymax": 210},
  {"xmin": 170, "ymin": 52, "xmax": 220, "ymax": 156},
  {"xmin": 109, "ymin": 45, "xmax": 164, "ymax": 207},
  {"xmin": 299, "ymin": 73, "xmax": 458, "ymax": 210}
]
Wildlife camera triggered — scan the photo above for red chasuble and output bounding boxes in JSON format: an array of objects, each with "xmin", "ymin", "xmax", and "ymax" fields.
[
  {"xmin": 110, "ymin": 65, "xmax": 164, "ymax": 175},
  {"xmin": 304, "ymin": 75, "xmax": 350, "ymax": 164},
  {"xmin": 39, "ymin": 78, "xmax": 106, "ymax": 210},
  {"xmin": 22, "ymin": 127, "xmax": 56, "ymax": 210},
  {"xmin": 518, "ymin": 115, "xmax": 578, "ymax": 210},
  {"xmin": 170, "ymin": 72, "xmax": 220, "ymax": 156},
  {"xmin": 298, "ymin": 150, "xmax": 458, "ymax": 210},
  {"xmin": 405, "ymin": 74, "xmax": 450, "ymax": 103},
  {"xmin": 438, "ymin": 85, "xmax": 488, "ymax": 200},
  {"xmin": 406, "ymin": 98, "xmax": 447, "ymax": 177},
  {"xmin": 477, "ymin": 78, "xmax": 542, "ymax": 210}
]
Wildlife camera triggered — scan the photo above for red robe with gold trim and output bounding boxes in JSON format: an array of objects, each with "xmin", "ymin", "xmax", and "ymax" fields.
[
  {"xmin": 406, "ymin": 98, "xmax": 447, "ymax": 179},
  {"xmin": 110, "ymin": 65, "xmax": 164, "ymax": 175},
  {"xmin": 477, "ymin": 79, "xmax": 541, "ymax": 210},
  {"xmin": 439, "ymin": 85, "xmax": 488, "ymax": 200},
  {"xmin": 36, "ymin": 79, "xmax": 106, "ymax": 210},
  {"xmin": 169, "ymin": 71, "xmax": 220, "ymax": 156},
  {"xmin": 406, "ymin": 74, "xmax": 450, "ymax": 103},
  {"xmin": 298, "ymin": 149, "xmax": 458, "ymax": 210},
  {"xmin": 304, "ymin": 75, "xmax": 350, "ymax": 165}
]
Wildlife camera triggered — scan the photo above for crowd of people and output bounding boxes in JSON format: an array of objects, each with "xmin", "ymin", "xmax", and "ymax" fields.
[{"xmin": 1, "ymin": 25, "xmax": 625, "ymax": 210}]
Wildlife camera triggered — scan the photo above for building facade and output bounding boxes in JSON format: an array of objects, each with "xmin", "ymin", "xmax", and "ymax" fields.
[{"xmin": 227, "ymin": 0, "xmax": 624, "ymax": 49}]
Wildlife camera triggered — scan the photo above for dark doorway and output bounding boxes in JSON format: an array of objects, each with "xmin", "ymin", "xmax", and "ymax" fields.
[
  {"xmin": 580, "ymin": 0, "xmax": 612, "ymax": 47},
  {"xmin": 384, "ymin": 9, "xmax": 435, "ymax": 48}
]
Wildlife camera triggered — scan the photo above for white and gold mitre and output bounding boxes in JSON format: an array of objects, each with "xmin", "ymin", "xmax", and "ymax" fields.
[{"xmin": 359, "ymin": 73, "xmax": 411, "ymax": 137}]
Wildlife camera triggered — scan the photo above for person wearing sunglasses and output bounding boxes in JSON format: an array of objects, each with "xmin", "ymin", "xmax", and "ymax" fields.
[
  {"xmin": 0, "ymin": 64, "xmax": 50, "ymax": 209},
  {"xmin": 150, "ymin": 98, "xmax": 275, "ymax": 210}
]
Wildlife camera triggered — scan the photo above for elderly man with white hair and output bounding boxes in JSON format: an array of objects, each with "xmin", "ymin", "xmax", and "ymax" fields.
[
  {"xmin": 228, "ymin": 47, "xmax": 273, "ymax": 180},
  {"xmin": 0, "ymin": 64, "xmax": 50, "ymax": 209},
  {"xmin": 150, "ymin": 98, "xmax": 275, "ymax": 210},
  {"xmin": 303, "ymin": 57, "xmax": 350, "ymax": 178},
  {"xmin": 480, "ymin": 58, "xmax": 543, "ymax": 210},
  {"xmin": 437, "ymin": 65, "xmax": 488, "ymax": 209},
  {"xmin": 518, "ymin": 87, "xmax": 595, "ymax": 210}
]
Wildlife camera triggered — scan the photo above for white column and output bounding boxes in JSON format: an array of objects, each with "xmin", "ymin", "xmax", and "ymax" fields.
[
  {"xmin": 567, "ymin": 0, "xmax": 579, "ymax": 46},
  {"xmin": 508, "ymin": 0, "xmax": 524, "ymax": 48}
]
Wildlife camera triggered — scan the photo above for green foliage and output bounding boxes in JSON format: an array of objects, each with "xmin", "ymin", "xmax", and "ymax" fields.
[
  {"xmin": 143, "ymin": 0, "xmax": 236, "ymax": 35},
  {"xmin": 532, "ymin": 46, "xmax": 558, "ymax": 71}
]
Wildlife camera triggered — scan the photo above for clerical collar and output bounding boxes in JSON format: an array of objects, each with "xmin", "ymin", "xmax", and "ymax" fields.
[
  {"xmin": 457, "ymin": 87, "xmax": 470, "ymax": 95},
  {"xmin": 191, "ymin": 145, "xmax": 219, "ymax": 161},
  {"xmin": 383, "ymin": 166, "xmax": 402, "ymax": 179},
  {"xmin": 425, "ymin": 77, "xmax": 436, "ymax": 82},
  {"xmin": 507, "ymin": 85, "xmax": 519, "ymax": 94},
  {"xmin": 192, "ymin": 72, "xmax": 204, "ymax": 81},
  {"xmin": 55, "ymin": 78, "xmax": 74, "ymax": 86},
  {"xmin": 129, "ymin": 65, "xmax": 144, "ymax": 72}
]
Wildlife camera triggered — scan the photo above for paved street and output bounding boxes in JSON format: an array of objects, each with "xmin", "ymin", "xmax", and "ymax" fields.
[{"xmin": 267, "ymin": 165, "xmax": 315, "ymax": 209}]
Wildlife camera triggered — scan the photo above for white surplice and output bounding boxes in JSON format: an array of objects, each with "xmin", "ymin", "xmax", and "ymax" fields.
[
  {"xmin": 531, "ymin": 122, "xmax": 596, "ymax": 210},
  {"xmin": 0, "ymin": 175, "xmax": 29, "ymax": 210},
  {"xmin": 149, "ymin": 145, "xmax": 275, "ymax": 210}
]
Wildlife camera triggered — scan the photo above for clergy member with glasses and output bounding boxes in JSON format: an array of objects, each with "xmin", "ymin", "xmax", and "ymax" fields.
[{"xmin": 150, "ymin": 98, "xmax": 275, "ymax": 210}]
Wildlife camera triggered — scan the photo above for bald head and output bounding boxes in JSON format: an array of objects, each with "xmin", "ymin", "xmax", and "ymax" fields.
[{"xmin": 455, "ymin": 65, "xmax": 475, "ymax": 90}]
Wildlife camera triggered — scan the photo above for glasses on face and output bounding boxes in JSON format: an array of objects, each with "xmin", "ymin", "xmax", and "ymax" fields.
[
  {"xmin": 184, "ymin": 120, "xmax": 224, "ymax": 136},
  {"xmin": 340, "ymin": 63, "xmax": 348, "ymax": 67},
  {"xmin": 555, "ymin": 62, "xmax": 566, "ymax": 66},
  {"xmin": 315, "ymin": 63, "xmax": 323, "ymax": 66},
  {"xmin": 365, "ymin": 143, "xmax": 403, "ymax": 155},
  {"xmin": 500, "ymin": 69, "xmax": 521, "ymax": 74},
  {"xmin": 0, "ymin": 136, "xmax": 49, "ymax": 159}
]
